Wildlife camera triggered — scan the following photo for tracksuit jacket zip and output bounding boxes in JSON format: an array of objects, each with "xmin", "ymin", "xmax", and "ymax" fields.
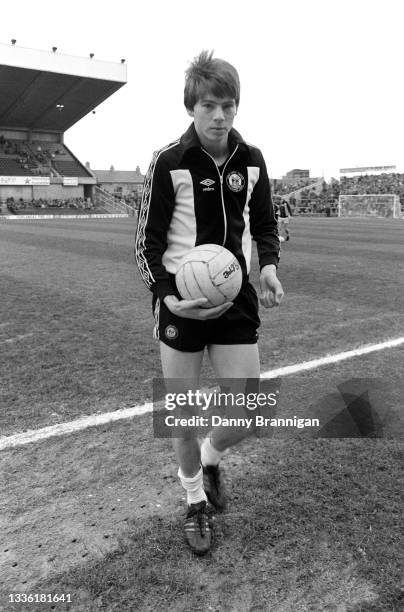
[
  {"xmin": 135, "ymin": 123, "xmax": 280, "ymax": 301},
  {"xmin": 202, "ymin": 144, "xmax": 239, "ymax": 245}
]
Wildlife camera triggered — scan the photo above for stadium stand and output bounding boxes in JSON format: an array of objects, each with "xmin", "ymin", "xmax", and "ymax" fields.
[
  {"xmin": 0, "ymin": 157, "xmax": 33, "ymax": 176},
  {"xmin": 0, "ymin": 138, "xmax": 92, "ymax": 179},
  {"xmin": 0, "ymin": 42, "xmax": 126, "ymax": 215},
  {"xmin": 271, "ymin": 171, "xmax": 404, "ymax": 217},
  {"xmin": 271, "ymin": 169, "xmax": 404, "ymax": 217},
  {"xmin": 340, "ymin": 173, "xmax": 404, "ymax": 205},
  {"xmin": 272, "ymin": 177, "xmax": 318, "ymax": 195},
  {"xmin": 294, "ymin": 181, "xmax": 341, "ymax": 215},
  {"xmin": 52, "ymin": 159, "xmax": 92, "ymax": 177},
  {"xmin": 271, "ymin": 171, "xmax": 340, "ymax": 216}
]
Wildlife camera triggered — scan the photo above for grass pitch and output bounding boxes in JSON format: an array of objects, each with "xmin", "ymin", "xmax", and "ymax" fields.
[{"xmin": 0, "ymin": 217, "xmax": 403, "ymax": 611}]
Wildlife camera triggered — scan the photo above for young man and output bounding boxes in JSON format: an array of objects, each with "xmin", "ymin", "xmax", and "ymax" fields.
[{"xmin": 135, "ymin": 51, "xmax": 283, "ymax": 554}]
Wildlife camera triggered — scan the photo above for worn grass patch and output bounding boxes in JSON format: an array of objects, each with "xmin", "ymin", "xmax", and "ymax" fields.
[{"xmin": 30, "ymin": 439, "xmax": 403, "ymax": 612}]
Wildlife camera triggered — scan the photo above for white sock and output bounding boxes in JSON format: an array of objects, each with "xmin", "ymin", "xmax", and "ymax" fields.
[
  {"xmin": 177, "ymin": 466, "xmax": 207, "ymax": 506},
  {"xmin": 201, "ymin": 437, "xmax": 226, "ymax": 467}
]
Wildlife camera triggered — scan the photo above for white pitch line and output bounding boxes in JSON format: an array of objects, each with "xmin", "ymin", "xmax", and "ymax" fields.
[
  {"xmin": 261, "ymin": 336, "xmax": 404, "ymax": 379},
  {"xmin": 0, "ymin": 404, "xmax": 153, "ymax": 452},
  {"xmin": 1, "ymin": 336, "xmax": 403, "ymax": 452}
]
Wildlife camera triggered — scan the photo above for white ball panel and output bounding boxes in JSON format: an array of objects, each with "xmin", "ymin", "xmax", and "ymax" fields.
[{"xmin": 175, "ymin": 264, "xmax": 193, "ymax": 300}]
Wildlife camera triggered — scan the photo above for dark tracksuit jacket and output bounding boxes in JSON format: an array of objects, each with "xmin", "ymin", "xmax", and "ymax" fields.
[{"xmin": 135, "ymin": 123, "xmax": 280, "ymax": 301}]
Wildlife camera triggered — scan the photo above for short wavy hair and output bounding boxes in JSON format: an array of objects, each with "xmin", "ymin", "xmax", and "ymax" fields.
[{"xmin": 184, "ymin": 50, "xmax": 240, "ymax": 111}]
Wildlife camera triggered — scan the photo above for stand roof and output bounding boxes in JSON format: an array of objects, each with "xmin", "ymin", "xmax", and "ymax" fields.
[{"xmin": 0, "ymin": 43, "xmax": 127, "ymax": 132}]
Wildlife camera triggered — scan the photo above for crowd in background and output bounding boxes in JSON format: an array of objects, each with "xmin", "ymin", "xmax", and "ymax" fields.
[
  {"xmin": 340, "ymin": 173, "xmax": 404, "ymax": 204},
  {"xmin": 271, "ymin": 173, "xmax": 404, "ymax": 214},
  {"xmin": 272, "ymin": 180, "xmax": 340, "ymax": 214},
  {"xmin": 272, "ymin": 177, "xmax": 317, "ymax": 195},
  {"xmin": 6, "ymin": 197, "xmax": 94, "ymax": 213}
]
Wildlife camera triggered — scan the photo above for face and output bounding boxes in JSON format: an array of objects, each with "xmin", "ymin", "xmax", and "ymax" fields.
[{"xmin": 188, "ymin": 94, "xmax": 237, "ymax": 149}]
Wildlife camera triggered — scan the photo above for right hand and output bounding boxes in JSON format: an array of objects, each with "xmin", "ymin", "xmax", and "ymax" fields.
[{"xmin": 163, "ymin": 295, "xmax": 233, "ymax": 320}]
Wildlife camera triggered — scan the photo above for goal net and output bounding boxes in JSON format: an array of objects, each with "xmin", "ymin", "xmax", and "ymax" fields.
[{"xmin": 338, "ymin": 194, "xmax": 402, "ymax": 218}]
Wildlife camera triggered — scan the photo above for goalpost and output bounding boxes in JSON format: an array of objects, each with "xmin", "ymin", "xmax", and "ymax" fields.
[{"xmin": 338, "ymin": 194, "xmax": 402, "ymax": 218}]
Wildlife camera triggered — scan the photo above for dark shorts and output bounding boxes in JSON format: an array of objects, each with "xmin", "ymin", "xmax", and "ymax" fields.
[{"xmin": 152, "ymin": 281, "xmax": 260, "ymax": 352}]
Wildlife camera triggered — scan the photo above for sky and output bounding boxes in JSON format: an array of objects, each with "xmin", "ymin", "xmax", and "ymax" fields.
[{"xmin": 1, "ymin": 0, "xmax": 404, "ymax": 180}]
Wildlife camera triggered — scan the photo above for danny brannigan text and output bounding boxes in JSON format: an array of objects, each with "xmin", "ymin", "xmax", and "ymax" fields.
[{"xmin": 164, "ymin": 415, "xmax": 320, "ymax": 429}]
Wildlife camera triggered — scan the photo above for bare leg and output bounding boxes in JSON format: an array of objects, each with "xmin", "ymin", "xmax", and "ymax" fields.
[
  {"xmin": 207, "ymin": 343, "xmax": 260, "ymax": 452},
  {"xmin": 160, "ymin": 342, "xmax": 204, "ymax": 477}
]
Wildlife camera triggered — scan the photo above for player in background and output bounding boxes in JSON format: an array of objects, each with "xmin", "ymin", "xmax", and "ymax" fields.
[
  {"xmin": 135, "ymin": 51, "xmax": 283, "ymax": 554},
  {"xmin": 274, "ymin": 197, "xmax": 293, "ymax": 242}
]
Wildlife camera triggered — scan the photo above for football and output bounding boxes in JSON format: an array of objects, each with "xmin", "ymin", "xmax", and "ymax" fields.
[{"xmin": 175, "ymin": 244, "xmax": 242, "ymax": 308}]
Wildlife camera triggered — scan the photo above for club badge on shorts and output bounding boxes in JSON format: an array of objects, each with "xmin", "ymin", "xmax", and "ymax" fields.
[
  {"xmin": 165, "ymin": 325, "xmax": 178, "ymax": 340},
  {"xmin": 226, "ymin": 171, "xmax": 245, "ymax": 192}
]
